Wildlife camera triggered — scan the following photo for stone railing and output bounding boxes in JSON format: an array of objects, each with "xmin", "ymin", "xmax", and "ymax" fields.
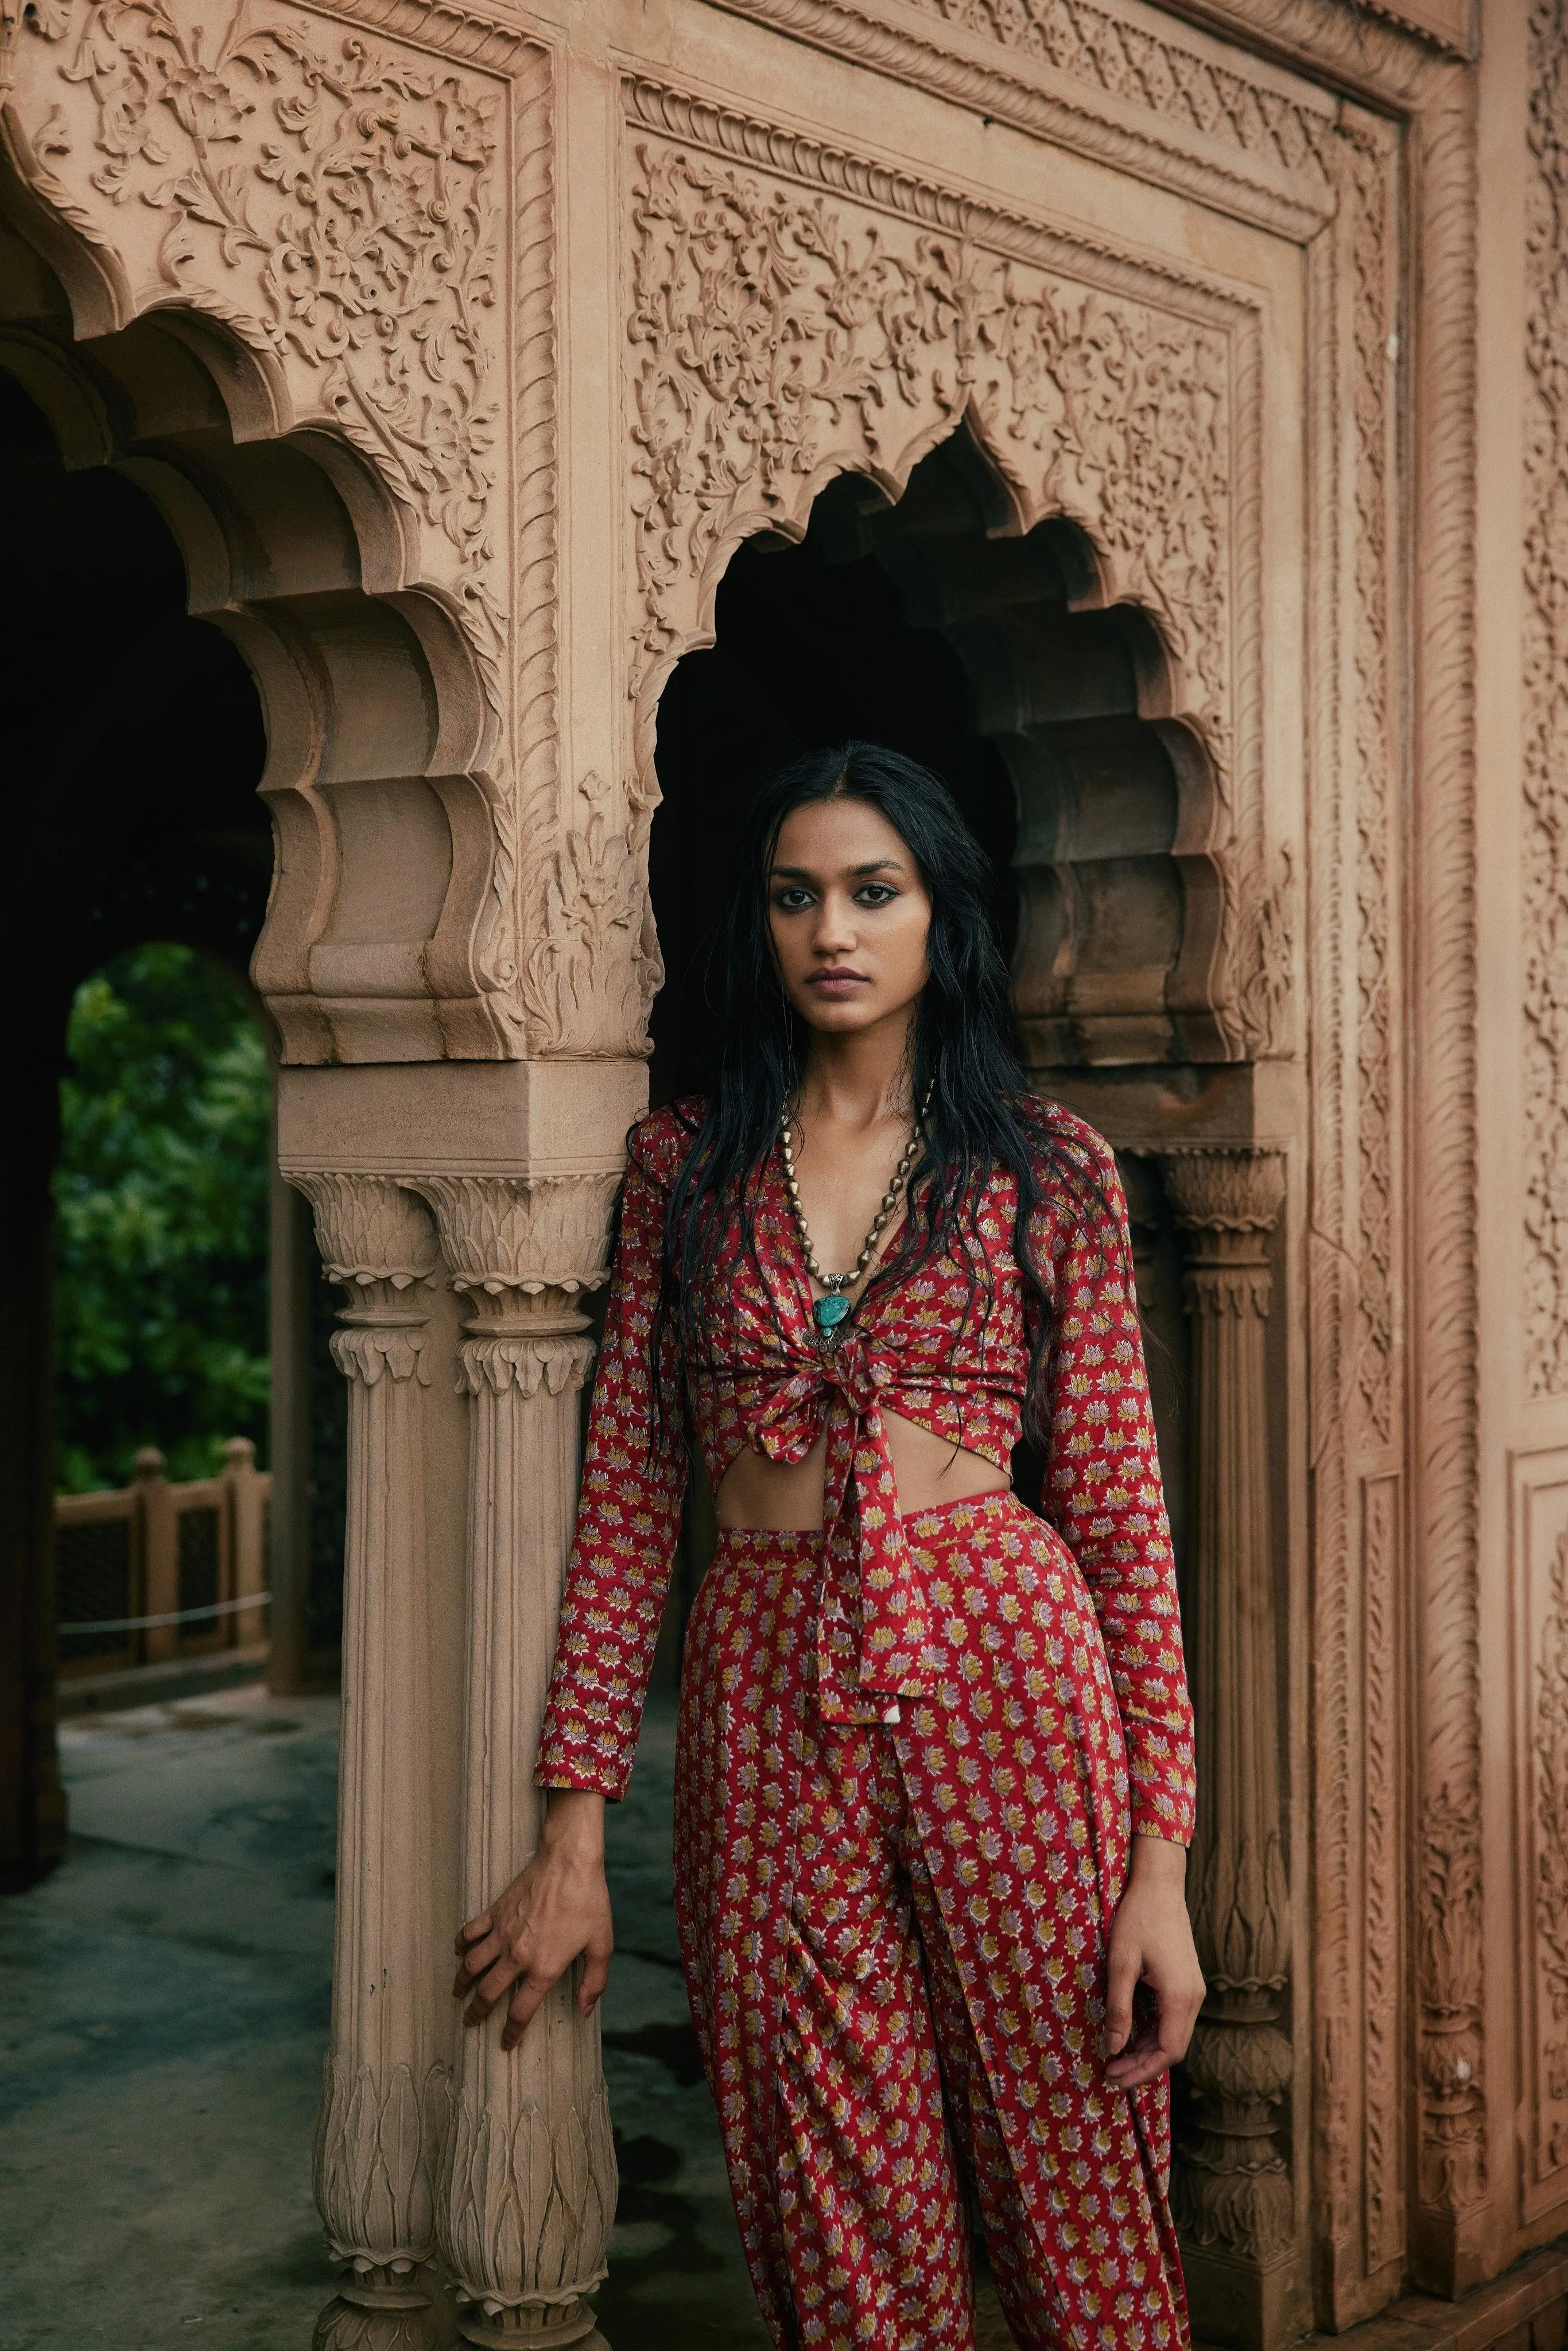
[{"xmin": 54, "ymin": 1439, "xmax": 271, "ymax": 1681}]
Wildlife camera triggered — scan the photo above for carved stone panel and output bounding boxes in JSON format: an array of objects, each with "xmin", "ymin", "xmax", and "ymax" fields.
[
  {"xmin": 7, "ymin": 0, "xmax": 513, "ymax": 684},
  {"xmin": 1512, "ymin": 1449, "xmax": 1568, "ymax": 2228},
  {"xmin": 1524, "ymin": 0, "xmax": 1568, "ymax": 1401},
  {"xmin": 1303, "ymin": 98, "xmax": 1410, "ymax": 2331}
]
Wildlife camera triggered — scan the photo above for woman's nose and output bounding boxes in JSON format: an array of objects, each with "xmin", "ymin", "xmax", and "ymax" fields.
[{"xmin": 813, "ymin": 895, "xmax": 856, "ymax": 952}]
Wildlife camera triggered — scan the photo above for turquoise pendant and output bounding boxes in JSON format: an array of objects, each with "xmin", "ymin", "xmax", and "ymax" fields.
[{"xmin": 813, "ymin": 1293, "xmax": 852, "ymax": 1343}]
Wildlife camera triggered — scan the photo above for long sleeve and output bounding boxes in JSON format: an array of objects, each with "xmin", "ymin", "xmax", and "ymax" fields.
[
  {"xmin": 534, "ymin": 1127, "xmax": 689, "ymax": 1799},
  {"xmin": 1039, "ymin": 1147, "xmax": 1197, "ymax": 1845}
]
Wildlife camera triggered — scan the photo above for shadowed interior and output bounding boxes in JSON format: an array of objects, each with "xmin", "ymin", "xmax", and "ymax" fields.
[
  {"xmin": 650, "ymin": 422, "xmax": 1220, "ymax": 1108},
  {"xmin": 646, "ymin": 422, "xmax": 1194, "ymax": 1678}
]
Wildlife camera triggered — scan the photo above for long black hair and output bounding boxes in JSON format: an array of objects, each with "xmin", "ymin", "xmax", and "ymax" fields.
[{"xmin": 650, "ymin": 741, "xmax": 1104, "ymax": 1446}]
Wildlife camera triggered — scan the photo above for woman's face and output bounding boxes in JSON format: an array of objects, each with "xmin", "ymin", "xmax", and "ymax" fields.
[{"xmin": 767, "ymin": 796, "xmax": 933, "ymax": 1038}]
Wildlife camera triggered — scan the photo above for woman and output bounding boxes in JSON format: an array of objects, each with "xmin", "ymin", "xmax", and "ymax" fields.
[{"xmin": 455, "ymin": 743, "xmax": 1203, "ymax": 2350}]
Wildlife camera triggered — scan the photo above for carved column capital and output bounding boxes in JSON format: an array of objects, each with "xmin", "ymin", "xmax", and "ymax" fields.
[
  {"xmin": 329, "ymin": 1328, "xmax": 434, "ymax": 1388},
  {"xmin": 1160, "ymin": 1147, "xmax": 1286, "ymax": 1322},
  {"xmin": 1159, "ymin": 1146, "xmax": 1287, "ymax": 1236},
  {"xmin": 457, "ymin": 1337, "xmax": 596, "ymax": 1399},
  {"xmin": 406, "ymin": 1173, "xmax": 620, "ymax": 1342},
  {"xmin": 293, "ymin": 1173, "xmax": 441, "ymax": 1393},
  {"xmin": 293, "ymin": 1172, "xmax": 443, "ymax": 1293}
]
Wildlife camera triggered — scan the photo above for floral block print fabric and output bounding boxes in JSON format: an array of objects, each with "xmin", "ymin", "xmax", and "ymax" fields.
[
  {"xmin": 533, "ymin": 1099, "xmax": 1197, "ymax": 2347},
  {"xmin": 674, "ymin": 1503, "xmax": 1190, "ymax": 2351},
  {"xmin": 535, "ymin": 1098, "xmax": 1196, "ymax": 1848}
]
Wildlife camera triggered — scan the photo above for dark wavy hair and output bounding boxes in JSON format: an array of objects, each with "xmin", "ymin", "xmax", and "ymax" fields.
[{"xmin": 646, "ymin": 741, "xmax": 1105, "ymax": 1448}]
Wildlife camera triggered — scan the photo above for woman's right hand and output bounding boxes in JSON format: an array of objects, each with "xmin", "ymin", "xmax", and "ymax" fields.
[{"xmin": 453, "ymin": 1789, "xmax": 614, "ymax": 2053}]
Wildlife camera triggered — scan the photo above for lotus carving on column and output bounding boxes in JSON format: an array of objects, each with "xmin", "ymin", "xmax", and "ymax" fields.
[{"xmin": 407, "ymin": 1172, "xmax": 621, "ymax": 1298}]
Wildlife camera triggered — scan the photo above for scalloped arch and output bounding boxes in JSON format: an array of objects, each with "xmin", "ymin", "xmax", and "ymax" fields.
[
  {"xmin": 0, "ymin": 153, "xmax": 519, "ymax": 1061},
  {"xmin": 651, "ymin": 423, "xmax": 1228, "ymax": 1066}
]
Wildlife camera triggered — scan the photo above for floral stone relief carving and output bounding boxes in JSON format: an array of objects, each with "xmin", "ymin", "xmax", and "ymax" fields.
[
  {"xmin": 3, "ymin": 0, "xmax": 591, "ymax": 1060},
  {"xmin": 10, "ymin": 0, "xmax": 510, "ymax": 678},
  {"xmin": 627, "ymin": 122, "xmax": 1234, "ymax": 755},
  {"xmin": 520, "ymin": 797, "xmax": 663, "ymax": 1061},
  {"xmin": 896, "ymin": 0, "xmax": 1332, "ymax": 191},
  {"xmin": 1524, "ymin": 0, "xmax": 1568, "ymax": 1397}
]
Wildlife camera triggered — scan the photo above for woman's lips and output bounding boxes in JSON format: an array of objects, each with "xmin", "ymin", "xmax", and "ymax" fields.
[{"xmin": 807, "ymin": 969, "xmax": 867, "ymax": 994}]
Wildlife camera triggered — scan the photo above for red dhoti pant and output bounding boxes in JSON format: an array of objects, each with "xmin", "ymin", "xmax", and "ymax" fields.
[{"xmin": 673, "ymin": 1491, "xmax": 1190, "ymax": 2351}]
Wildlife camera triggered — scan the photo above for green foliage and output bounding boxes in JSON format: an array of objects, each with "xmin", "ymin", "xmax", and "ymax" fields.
[{"xmin": 54, "ymin": 944, "xmax": 270, "ymax": 1492}]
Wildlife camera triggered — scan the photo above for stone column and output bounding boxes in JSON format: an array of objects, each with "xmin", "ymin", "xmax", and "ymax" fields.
[
  {"xmin": 413, "ymin": 1173, "xmax": 621, "ymax": 2351},
  {"xmin": 1158, "ymin": 1147, "xmax": 1294, "ymax": 2348},
  {"xmin": 268, "ymin": 1155, "xmax": 319, "ymax": 1696},
  {"xmin": 292, "ymin": 1173, "xmax": 449, "ymax": 2351}
]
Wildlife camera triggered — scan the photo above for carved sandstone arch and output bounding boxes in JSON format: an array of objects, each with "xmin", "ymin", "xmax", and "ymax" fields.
[
  {"xmin": 650, "ymin": 422, "xmax": 1226, "ymax": 1070},
  {"xmin": 620, "ymin": 83, "xmax": 1287, "ymax": 1071},
  {"xmin": 0, "ymin": 1, "xmax": 555, "ymax": 1064},
  {"xmin": 812, "ymin": 428, "xmax": 1225, "ymax": 1065},
  {"xmin": 0, "ymin": 317, "xmax": 499, "ymax": 1063}
]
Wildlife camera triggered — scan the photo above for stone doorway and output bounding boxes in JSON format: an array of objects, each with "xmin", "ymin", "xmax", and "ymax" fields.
[
  {"xmin": 0, "ymin": 356, "xmax": 355, "ymax": 1712},
  {"xmin": 0, "ymin": 360, "xmax": 275, "ymax": 1875},
  {"xmin": 646, "ymin": 421, "xmax": 1198, "ymax": 1659},
  {"xmin": 650, "ymin": 421, "xmax": 1221, "ymax": 1093},
  {"xmin": 643, "ymin": 424, "xmax": 1244, "ymax": 2317}
]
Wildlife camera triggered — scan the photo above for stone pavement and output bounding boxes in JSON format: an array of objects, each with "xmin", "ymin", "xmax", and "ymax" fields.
[
  {"xmin": 0, "ymin": 1681, "xmax": 1031, "ymax": 2350},
  {"xmin": 0, "ymin": 1683, "xmax": 343, "ymax": 2350},
  {"xmin": 0, "ymin": 1682, "xmax": 769, "ymax": 2351}
]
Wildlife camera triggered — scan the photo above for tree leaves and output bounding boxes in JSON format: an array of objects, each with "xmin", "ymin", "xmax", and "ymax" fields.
[{"xmin": 53, "ymin": 942, "xmax": 270, "ymax": 1491}]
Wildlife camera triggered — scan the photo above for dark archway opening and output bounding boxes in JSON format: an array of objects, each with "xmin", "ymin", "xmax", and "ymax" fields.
[
  {"xmin": 650, "ymin": 421, "xmax": 1214, "ymax": 1115},
  {"xmin": 0, "ymin": 366, "xmax": 344, "ymax": 1880},
  {"xmin": 649, "ymin": 433, "xmax": 1016, "ymax": 1109},
  {"xmin": 646, "ymin": 424, "xmax": 1194, "ymax": 1683}
]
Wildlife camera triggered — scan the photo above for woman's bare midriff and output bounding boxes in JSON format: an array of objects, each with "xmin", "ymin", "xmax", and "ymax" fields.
[{"xmin": 713, "ymin": 1408, "xmax": 1011, "ymax": 1531}]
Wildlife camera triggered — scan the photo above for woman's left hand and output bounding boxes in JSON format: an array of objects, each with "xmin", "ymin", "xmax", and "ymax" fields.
[{"xmin": 1103, "ymin": 1833, "xmax": 1206, "ymax": 2090}]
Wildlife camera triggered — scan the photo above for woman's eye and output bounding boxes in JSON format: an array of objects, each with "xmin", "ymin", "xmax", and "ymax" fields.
[
  {"xmin": 856, "ymin": 884, "xmax": 898, "ymax": 906},
  {"xmin": 773, "ymin": 887, "xmax": 813, "ymax": 911}
]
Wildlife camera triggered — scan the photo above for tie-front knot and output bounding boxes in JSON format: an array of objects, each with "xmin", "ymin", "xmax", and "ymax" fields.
[
  {"xmin": 733, "ymin": 1328, "xmax": 930, "ymax": 1720},
  {"xmin": 816, "ymin": 1331, "xmax": 882, "ymax": 1414},
  {"xmin": 806, "ymin": 1334, "xmax": 932, "ymax": 1722}
]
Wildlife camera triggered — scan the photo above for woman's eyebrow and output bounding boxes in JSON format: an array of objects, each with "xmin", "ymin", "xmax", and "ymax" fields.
[{"xmin": 767, "ymin": 859, "xmax": 904, "ymax": 879}]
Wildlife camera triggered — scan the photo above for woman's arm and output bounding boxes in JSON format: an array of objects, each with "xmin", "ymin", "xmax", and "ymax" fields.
[
  {"xmin": 1102, "ymin": 1831, "xmax": 1205, "ymax": 2089},
  {"xmin": 533, "ymin": 1128, "xmax": 690, "ymax": 1799},
  {"xmin": 1039, "ymin": 1138, "xmax": 1197, "ymax": 1846},
  {"xmin": 455, "ymin": 1790, "xmax": 612, "ymax": 2047},
  {"xmin": 1037, "ymin": 1130, "xmax": 1205, "ymax": 2082}
]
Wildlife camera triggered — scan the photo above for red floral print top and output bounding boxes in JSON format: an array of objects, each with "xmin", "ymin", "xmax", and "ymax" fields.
[{"xmin": 535, "ymin": 1099, "xmax": 1196, "ymax": 1844}]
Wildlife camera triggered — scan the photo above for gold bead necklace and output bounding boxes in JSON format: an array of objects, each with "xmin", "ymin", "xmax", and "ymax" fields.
[{"xmin": 778, "ymin": 1087, "xmax": 930, "ymax": 1347}]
